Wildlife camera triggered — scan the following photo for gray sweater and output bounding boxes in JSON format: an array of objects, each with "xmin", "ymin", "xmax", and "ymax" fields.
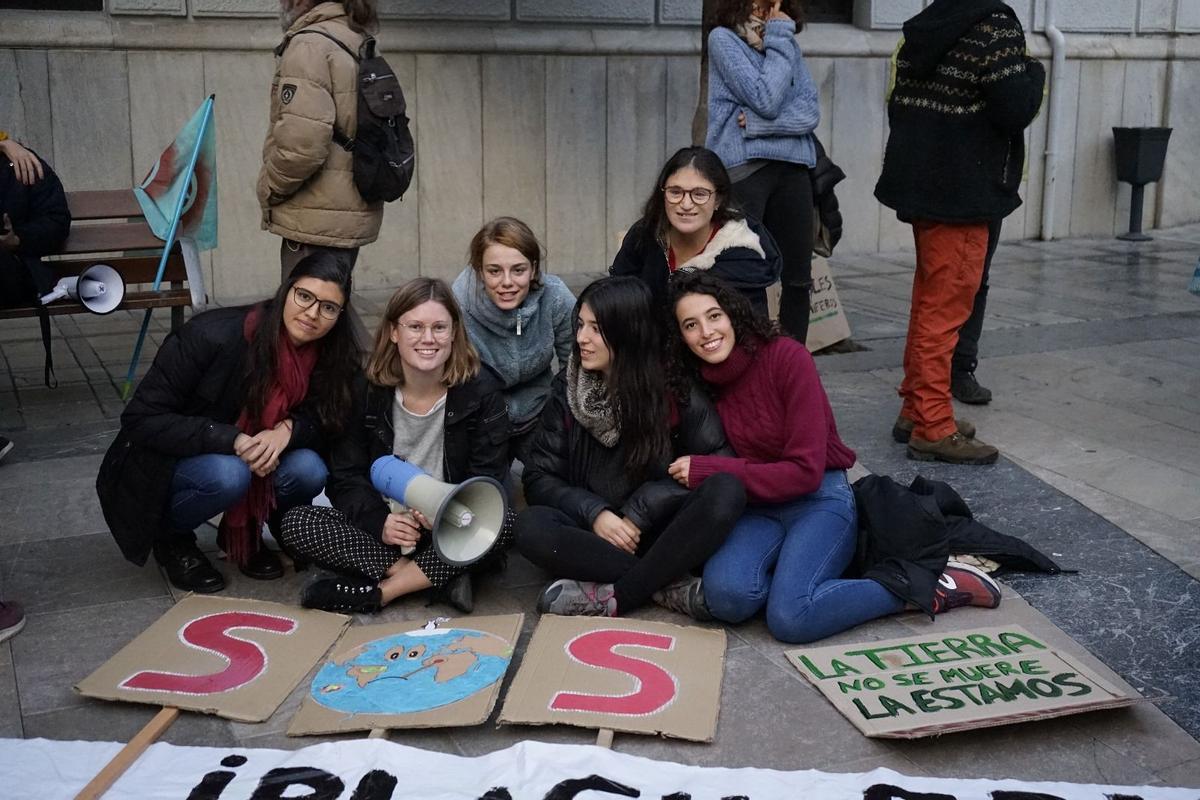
[{"xmin": 452, "ymin": 267, "xmax": 576, "ymax": 426}]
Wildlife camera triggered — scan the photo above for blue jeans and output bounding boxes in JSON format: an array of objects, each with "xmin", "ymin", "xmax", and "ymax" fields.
[
  {"xmin": 702, "ymin": 470, "xmax": 904, "ymax": 644},
  {"xmin": 167, "ymin": 449, "xmax": 328, "ymax": 534}
]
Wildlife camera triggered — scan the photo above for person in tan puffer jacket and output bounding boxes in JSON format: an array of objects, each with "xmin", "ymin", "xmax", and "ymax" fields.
[{"xmin": 259, "ymin": 0, "xmax": 382, "ymax": 282}]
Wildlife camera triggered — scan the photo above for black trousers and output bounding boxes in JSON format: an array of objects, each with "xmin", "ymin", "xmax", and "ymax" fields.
[
  {"xmin": 951, "ymin": 218, "xmax": 1003, "ymax": 377},
  {"xmin": 733, "ymin": 161, "xmax": 814, "ymax": 343},
  {"xmin": 515, "ymin": 473, "xmax": 746, "ymax": 613}
]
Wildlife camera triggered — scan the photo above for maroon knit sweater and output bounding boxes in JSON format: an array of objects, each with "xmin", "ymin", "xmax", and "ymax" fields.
[{"xmin": 687, "ymin": 336, "xmax": 856, "ymax": 503}]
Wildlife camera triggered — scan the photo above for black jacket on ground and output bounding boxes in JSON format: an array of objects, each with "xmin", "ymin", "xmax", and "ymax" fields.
[
  {"xmin": 609, "ymin": 217, "xmax": 782, "ymax": 318},
  {"xmin": 874, "ymin": 0, "xmax": 1045, "ymax": 222},
  {"xmin": 523, "ymin": 373, "xmax": 732, "ymax": 533},
  {"xmin": 96, "ymin": 306, "xmax": 324, "ymax": 565},
  {"xmin": 851, "ymin": 473, "xmax": 1063, "ymax": 616},
  {"xmin": 326, "ymin": 367, "xmax": 510, "ymax": 543},
  {"xmin": 0, "ymin": 154, "xmax": 71, "ymax": 304}
]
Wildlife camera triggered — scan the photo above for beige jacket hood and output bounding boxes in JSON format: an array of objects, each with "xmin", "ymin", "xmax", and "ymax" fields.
[{"xmin": 257, "ymin": 2, "xmax": 383, "ymax": 248}]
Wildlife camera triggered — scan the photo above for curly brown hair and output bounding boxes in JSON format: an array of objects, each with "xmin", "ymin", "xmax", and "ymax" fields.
[
  {"xmin": 665, "ymin": 271, "xmax": 780, "ymax": 399},
  {"xmin": 708, "ymin": 0, "xmax": 806, "ymax": 31}
]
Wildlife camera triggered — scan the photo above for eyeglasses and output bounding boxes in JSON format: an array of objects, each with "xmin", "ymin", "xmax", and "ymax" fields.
[
  {"xmin": 291, "ymin": 287, "xmax": 344, "ymax": 320},
  {"xmin": 397, "ymin": 320, "xmax": 453, "ymax": 341},
  {"xmin": 663, "ymin": 185, "xmax": 715, "ymax": 205}
]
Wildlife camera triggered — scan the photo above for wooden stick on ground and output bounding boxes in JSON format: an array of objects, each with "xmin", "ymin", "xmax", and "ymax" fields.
[
  {"xmin": 595, "ymin": 728, "xmax": 614, "ymax": 748},
  {"xmin": 367, "ymin": 728, "xmax": 389, "ymax": 740},
  {"xmin": 74, "ymin": 706, "xmax": 180, "ymax": 800}
]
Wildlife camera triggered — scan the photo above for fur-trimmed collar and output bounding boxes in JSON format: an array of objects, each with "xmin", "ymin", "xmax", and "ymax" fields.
[{"xmin": 676, "ymin": 218, "xmax": 765, "ymax": 273}]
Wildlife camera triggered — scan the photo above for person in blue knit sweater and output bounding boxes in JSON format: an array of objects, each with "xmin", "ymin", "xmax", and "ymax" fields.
[{"xmin": 706, "ymin": 0, "xmax": 819, "ymax": 343}]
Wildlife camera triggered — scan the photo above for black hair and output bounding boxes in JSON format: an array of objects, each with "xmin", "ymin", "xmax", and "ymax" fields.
[
  {"xmin": 665, "ymin": 270, "xmax": 779, "ymax": 398},
  {"xmin": 244, "ymin": 251, "xmax": 359, "ymax": 434},
  {"xmin": 574, "ymin": 276, "xmax": 672, "ymax": 479},
  {"xmin": 638, "ymin": 146, "xmax": 743, "ymax": 248}
]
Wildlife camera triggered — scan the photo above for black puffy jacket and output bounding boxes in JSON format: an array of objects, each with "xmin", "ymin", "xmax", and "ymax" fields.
[
  {"xmin": 96, "ymin": 306, "xmax": 325, "ymax": 565},
  {"xmin": 326, "ymin": 367, "xmax": 510, "ymax": 542},
  {"xmin": 523, "ymin": 374, "xmax": 732, "ymax": 532},
  {"xmin": 0, "ymin": 152, "xmax": 71, "ymax": 301}
]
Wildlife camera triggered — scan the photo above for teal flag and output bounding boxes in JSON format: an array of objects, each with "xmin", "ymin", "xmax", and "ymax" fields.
[{"xmin": 133, "ymin": 96, "xmax": 218, "ymax": 251}]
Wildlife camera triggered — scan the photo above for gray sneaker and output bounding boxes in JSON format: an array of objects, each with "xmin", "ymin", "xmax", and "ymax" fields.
[
  {"xmin": 652, "ymin": 576, "xmax": 713, "ymax": 621},
  {"xmin": 537, "ymin": 579, "xmax": 617, "ymax": 616}
]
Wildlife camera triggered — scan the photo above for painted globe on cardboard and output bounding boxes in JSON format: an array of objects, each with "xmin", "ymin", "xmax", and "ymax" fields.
[{"xmin": 310, "ymin": 627, "xmax": 513, "ymax": 715}]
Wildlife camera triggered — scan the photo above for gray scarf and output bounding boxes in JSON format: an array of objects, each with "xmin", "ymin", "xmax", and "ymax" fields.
[{"xmin": 566, "ymin": 351, "xmax": 619, "ymax": 447}]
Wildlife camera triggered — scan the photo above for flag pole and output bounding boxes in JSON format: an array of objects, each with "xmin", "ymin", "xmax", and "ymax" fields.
[{"xmin": 121, "ymin": 95, "xmax": 215, "ymax": 400}]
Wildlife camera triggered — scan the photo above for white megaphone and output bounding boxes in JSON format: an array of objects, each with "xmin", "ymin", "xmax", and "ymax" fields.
[
  {"xmin": 370, "ymin": 455, "xmax": 508, "ymax": 567},
  {"xmin": 40, "ymin": 263, "xmax": 125, "ymax": 314}
]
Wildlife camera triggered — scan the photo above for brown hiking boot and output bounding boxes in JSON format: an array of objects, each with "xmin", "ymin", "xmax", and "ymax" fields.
[
  {"xmin": 907, "ymin": 432, "xmax": 998, "ymax": 465},
  {"xmin": 891, "ymin": 415, "xmax": 976, "ymax": 444}
]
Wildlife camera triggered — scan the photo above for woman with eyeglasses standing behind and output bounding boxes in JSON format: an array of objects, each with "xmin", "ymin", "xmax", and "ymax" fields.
[
  {"xmin": 278, "ymin": 277, "xmax": 512, "ymax": 615},
  {"xmin": 97, "ymin": 252, "xmax": 359, "ymax": 594},
  {"xmin": 707, "ymin": 0, "xmax": 819, "ymax": 343},
  {"xmin": 610, "ymin": 146, "xmax": 780, "ymax": 318}
]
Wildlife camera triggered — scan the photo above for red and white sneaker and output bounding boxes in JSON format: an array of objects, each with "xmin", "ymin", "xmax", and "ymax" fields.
[
  {"xmin": 933, "ymin": 563, "xmax": 1002, "ymax": 613},
  {"xmin": 537, "ymin": 579, "xmax": 617, "ymax": 617}
]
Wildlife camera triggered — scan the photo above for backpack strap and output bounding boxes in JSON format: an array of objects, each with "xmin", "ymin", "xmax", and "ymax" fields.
[{"xmin": 280, "ymin": 28, "xmax": 364, "ymax": 151}]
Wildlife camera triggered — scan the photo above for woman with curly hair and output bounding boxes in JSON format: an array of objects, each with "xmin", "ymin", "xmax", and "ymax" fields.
[
  {"xmin": 665, "ymin": 271, "xmax": 1003, "ymax": 642},
  {"xmin": 516, "ymin": 276, "xmax": 745, "ymax": 618},
  {"xmin": 706, "ymin": 0, "xmax": 818, "ymax": 342}
]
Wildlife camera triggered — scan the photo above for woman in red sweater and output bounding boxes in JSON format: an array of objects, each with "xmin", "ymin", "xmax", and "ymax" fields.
[{"xmin": 665, "ymin": 271, "xmax": 1000, "ymax": 643}]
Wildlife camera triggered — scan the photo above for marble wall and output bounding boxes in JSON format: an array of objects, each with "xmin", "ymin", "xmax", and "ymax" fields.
[{"xmin": 1, "ymin": 14, "xmax": 1197, "ymax": 300}]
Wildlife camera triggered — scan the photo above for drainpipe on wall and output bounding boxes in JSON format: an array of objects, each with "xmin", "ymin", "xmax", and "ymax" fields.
[{"xmin": 1040, "ymin": 0, "xmax": 1066, "ymax": 240}]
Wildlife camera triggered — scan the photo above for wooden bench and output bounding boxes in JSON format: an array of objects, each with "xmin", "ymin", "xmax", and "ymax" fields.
[{"xmin": 0, "ymin": 189, "xmax": 206, "ymax": 331}]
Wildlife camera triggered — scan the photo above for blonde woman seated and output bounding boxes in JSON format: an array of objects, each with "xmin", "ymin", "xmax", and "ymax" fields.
[{"xmin": 279, "ymin": 278, "xmax": 512, "ymax": 614}]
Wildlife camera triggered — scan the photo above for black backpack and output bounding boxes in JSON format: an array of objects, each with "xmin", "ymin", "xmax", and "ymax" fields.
[{"xmin": 290, "ymin": 30, "xmax": 415, "ymax": 203}]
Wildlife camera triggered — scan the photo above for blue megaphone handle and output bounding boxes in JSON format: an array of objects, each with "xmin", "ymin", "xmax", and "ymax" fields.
[{"xmin": 370, "ymin": 455, "xmax": 425, "ymax": 502}]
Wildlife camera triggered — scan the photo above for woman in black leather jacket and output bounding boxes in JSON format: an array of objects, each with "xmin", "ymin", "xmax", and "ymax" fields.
[
  {"xmin": 279, "ymin": 278, "xmax": 511, "ymax": 614},
  {"xmin": 516, "ymin": 276, "xmax": 746, "ymax": 618}
]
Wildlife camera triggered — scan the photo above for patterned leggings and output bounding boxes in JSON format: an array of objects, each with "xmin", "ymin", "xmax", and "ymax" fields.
[{"xmin": 278, "ymin": 505, "xmax": 514, "ymax": 588}]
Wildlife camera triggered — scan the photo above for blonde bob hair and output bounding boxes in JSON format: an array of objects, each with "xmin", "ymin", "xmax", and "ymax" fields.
[{"xmin": 365, "ymin": 277, "xmax": 481, "ymax": 388}]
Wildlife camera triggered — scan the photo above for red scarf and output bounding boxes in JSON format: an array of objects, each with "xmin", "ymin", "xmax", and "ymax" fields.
[{"xmin": 218, "ymin": 306, "xmax": 320, "ymax": 566}]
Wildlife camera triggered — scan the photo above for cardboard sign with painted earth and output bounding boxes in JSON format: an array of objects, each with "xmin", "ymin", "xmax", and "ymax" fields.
[
  {"xmin": 787, "ymin": 624, "xmax": 1134, "ymax": 738},
  {"xmin": 74, "ymin": 596, "xmax": 349, "ymax": 722},
  {"xmin": 499, "ymin": 615, "xmax": 725, "ymax": 742},
  {"xmin": 289, "ymin": 614, "xmax": 523, "ymax": 735}
]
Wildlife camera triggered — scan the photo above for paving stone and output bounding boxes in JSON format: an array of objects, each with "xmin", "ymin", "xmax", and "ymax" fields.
[
  {"xmin": 0, "ymin": 645, "xmax": 21, "ymax": 738},
  {"xmin": 0, "ymin": 533, "xmax": 168, "ymax": 615},
  {"xmin": 11, "ymin": 597, "xmax": 173, "ymax": 716},
  {"xmin": 23, "ymin": 703, "xmax": 238, "ymax": 747}
]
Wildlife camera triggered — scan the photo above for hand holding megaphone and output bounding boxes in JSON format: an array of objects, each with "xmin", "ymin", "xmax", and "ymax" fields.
[{"xmin": 370, "ymin": 455, "xmax": 508, "ymax": 567}]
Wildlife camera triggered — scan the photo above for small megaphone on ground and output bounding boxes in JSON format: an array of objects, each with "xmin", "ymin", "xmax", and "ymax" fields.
[
  {"xmin": 40, "ymin": 263, "xmax": 125, "ymax": 314},
  {"xmin": 370, "ymin": 455, "xmax": 508, "ymax": 567}
]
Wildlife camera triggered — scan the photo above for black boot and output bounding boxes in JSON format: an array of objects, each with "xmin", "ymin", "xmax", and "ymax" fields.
[
  {"xmin": 430, "ymin": 573, "xmax": 474, "ymax": 614},
  {"xmin": 154, "ymin": 535, "xmax": 225, "ymax": 594},
  {"xmin": 951, "ymin": 372, "xmax": 993, "ymax": 405}
]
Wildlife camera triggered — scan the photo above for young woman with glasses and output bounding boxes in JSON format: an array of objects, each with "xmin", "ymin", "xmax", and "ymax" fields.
[
  {"xmin": 97, "ymin": 253, "xmax": 359, "ymax": 594},
  {"xmin": 278, "ymin": 277, "xmax": 513, "ymax": 614},
  {"xmin": 452, "ymin": 217, "xmax": 575, "ymax": 468},
  {"xmin": 515, "ymin": 276, "xmax": 746, "ymax": 618},
  {"xmin": 610, "ymin": 146, "xmax": 781, "ymax": 318},
  {"xmin": 706, "ymin": 0, "xmax": 820, "ymax": 342}
]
